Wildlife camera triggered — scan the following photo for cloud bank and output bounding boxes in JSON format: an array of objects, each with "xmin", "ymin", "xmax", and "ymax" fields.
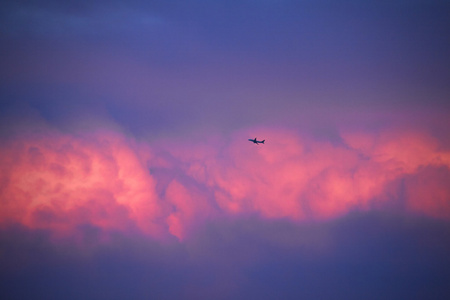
[{"xmin": 1, "ymin": 124, "xmax": 449, "ymax": 241}]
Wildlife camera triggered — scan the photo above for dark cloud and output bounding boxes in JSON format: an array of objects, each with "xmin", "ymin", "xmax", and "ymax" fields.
[{"xmin": 1, "ymin": 213, "xmax": 450, "ymax": 299}]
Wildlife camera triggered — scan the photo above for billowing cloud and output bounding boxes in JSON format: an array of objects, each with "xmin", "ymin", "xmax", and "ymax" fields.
[
  {"xmin": 1, "ymin": 125, "xmax": 449, "ymax": 241},
  {"xmin": 0, "ymin": 129, "xmax": 164, "ymax": 237}
]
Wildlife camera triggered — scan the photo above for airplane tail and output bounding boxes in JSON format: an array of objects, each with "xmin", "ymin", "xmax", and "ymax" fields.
[{"xmin": 262, "ymin": 140, "xmax": 265, "ymax": 144}]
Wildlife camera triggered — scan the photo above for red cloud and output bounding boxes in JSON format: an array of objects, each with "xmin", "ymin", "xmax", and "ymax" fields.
[{"xmin": 1, "ymin": 127, "xmax": 449, "ymax": 240}]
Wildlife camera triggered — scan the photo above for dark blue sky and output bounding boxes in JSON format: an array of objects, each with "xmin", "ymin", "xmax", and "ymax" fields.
[
  {"xmin": 2, "ymin": 213, "xmax": 450, "ymax": 300},
  {"xmin": 1, "ymin": 0, "xmax": 449, "ymax": 136}
]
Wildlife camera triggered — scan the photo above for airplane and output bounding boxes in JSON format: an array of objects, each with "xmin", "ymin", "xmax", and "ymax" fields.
[{"xmin": 248, "ymin": 137, "xmax": 265, "ymax": 145}]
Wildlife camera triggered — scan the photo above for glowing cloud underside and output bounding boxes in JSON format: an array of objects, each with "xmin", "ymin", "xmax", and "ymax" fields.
[{"xmin": 1, "ymin": 128, "xmax": 449, "ymax": 240}]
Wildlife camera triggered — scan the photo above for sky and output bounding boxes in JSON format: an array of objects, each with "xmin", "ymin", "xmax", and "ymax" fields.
[{"xmin": 1, "ymin": 0, "xmax": 450, "ymax": 299}]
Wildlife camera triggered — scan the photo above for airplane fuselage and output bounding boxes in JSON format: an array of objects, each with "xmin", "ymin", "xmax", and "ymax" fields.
[{"xmin": 248, "ymin": 138, "xmax": 265, "ymax": 145}]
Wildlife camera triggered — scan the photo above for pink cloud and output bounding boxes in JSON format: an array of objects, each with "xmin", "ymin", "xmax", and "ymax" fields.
[
  {"xmin": 0, "ymin": 130, "xmax": 165, "ymax": 237},
  {"xmin": 1, "ymin": 126, "xmax": 449, "ymax": 241}
]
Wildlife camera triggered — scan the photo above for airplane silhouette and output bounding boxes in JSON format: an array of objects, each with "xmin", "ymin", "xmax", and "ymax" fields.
[{"xmin": 248, "ymin": 137, "xmax": 265, "ymax": 145}]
